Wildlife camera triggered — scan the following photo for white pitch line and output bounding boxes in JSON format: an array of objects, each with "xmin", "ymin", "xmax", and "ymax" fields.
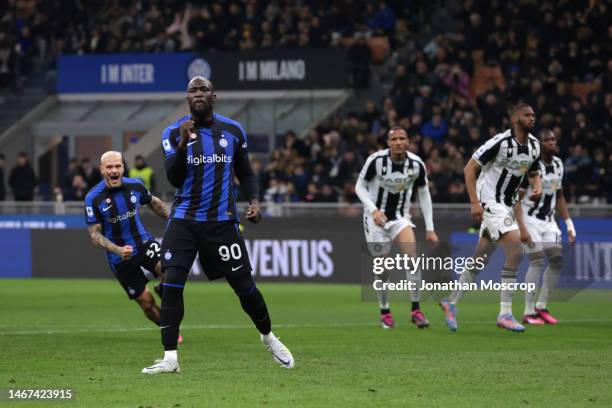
[
  {"xmin": 1, "ymin": 319, "xmax": 612, "ymax": 336},
  {"xmin": 0, "ymin": 322, "xmax": 375, "ymax": 336}
]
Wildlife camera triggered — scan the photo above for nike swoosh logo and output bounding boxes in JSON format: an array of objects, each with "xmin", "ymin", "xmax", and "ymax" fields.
[
  {"xmin": 273, "ymin": 353, "xmax": 291, "ymax": 366},
  {"xmin": 187, "ymin": 141, "xmax": 198, "ymax": 146},
  {"xmin": 231, "ymin": 265, "xmax": 243, "ymax": 272},
  {"xmin": 160, "ymin": 325, "xmax": 171, "ymax": 329},
  {"xmin": 103, "ymin": 205, "xmax": 112, "ymax": 211}
]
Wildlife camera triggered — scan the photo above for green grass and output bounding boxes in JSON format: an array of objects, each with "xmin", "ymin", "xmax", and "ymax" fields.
[{"xmin": 1, "ymin": 279, "xmax": 611, "ymax": 407}]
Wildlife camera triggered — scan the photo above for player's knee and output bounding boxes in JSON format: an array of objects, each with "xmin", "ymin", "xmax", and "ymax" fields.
[
  {"xmin": 135, "ymin": 293, "xmax": 155, "ymax": 311},
  {"xmin": 139, "ymin": 299, "xmax": 155, "ymax": 312},
  {"xmin": 528, "ymin": 253, "xmax": 546, "ymax": 267},
  {"xmin": 164, "ymin": 266, "xmax": 188, "ymax": 287},
  {"xmin": 549, "ymin": 254, "xmax": 563, "ymax": 269},
  {"xmin": 227, "ymin": 274, "xmax": 257, "ymax": 296},
  {"xmin": 506, "ymin": 253, "xmax": 523, "ymax": 269}
]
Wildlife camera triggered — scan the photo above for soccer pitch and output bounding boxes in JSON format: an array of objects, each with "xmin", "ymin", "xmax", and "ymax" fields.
[{"xmin": 2, "ymin": 279, "xmax": 611, "ymax": 407}]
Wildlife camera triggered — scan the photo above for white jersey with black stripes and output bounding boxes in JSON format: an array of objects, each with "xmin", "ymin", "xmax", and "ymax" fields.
[
  {"xmin": 520, "ymin": 156, "xmax": 563, "ymax": 222},
  {"xmin": 472, "ymin": 129, "xmax": 541, "ymax": 208},
  {"xmin": 355, "ymin": 149, "xmax": 428, "ymax": 221}
]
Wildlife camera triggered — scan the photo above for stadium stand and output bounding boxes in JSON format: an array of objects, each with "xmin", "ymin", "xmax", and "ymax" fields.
[{"xmin": 0, "ymin": 0, "xmax": 610, "ymax": 204}]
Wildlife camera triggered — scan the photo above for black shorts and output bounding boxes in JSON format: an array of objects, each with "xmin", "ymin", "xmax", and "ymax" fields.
[
  {"xmin": 161, "ymin": 219, "xmax": 252, "ymax": 281},
  {"xmin": 110, "ymin": 240, "xmax": 161, "ymax": 299}
]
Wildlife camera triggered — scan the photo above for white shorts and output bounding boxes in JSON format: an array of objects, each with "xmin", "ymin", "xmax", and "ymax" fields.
[
  {"xmin": 479, "ymin": 202, "xmax": 518, "ymax": 242},
  {"xmin": 522, "ymin": 211, "xmax": 562, "ymax": 254},
  {"xmin": 363, "ymin": 215, "xmax": 415, "ymax": 256}
]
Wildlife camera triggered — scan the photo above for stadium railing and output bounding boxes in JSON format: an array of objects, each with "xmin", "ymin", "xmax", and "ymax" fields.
[{"xmin": 0, "ymin": 201, "xmax": 611, "ymax": 218}]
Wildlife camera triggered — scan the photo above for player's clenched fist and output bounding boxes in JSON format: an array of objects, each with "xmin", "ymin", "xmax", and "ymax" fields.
[
  {"xmin": 371, "ymin": 209, "xmax": 387, "ymax": 227},
  {"xmin": 246, "ymin": 199, "xmax": 262, "ymax": 223},
  {"xmin": 118, "ymin": 245, "xmax": 133, "ymax": 260},
  {"xmin": 528, "ymin": 186, "xmax": 542, "ymax": 201},
  {"xmin": 470, "ymin": 201, "xmax": 483, "ymax": 223},
  {"xmin": 178, "ymin": 120, "xmax": 195, "ymax": 150}
]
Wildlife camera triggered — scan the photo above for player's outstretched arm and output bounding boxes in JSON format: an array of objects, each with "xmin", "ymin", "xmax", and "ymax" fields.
[
  {"xmin": 555, "ymin": 190, "xmax": 576, "ymax": 244},
  {"xmin": 513, "ymin": 201, "xmax": 531, "ymax": 244},
  {"xmin": 88, "ymin": 224, "xmax": 124, "ymax": 255},
  {"xmin": 527, "ymin": 172, "xmax": 542, "ymax": 201},
  {"xmin": 233, "ymin": 130, "xmax": 261, "ymax": 223},
  {"xmin": 354, "ymin": 159, "xmax": 387, "ymax": 226},
  {"xmin": 417, "ymin": 186, "xmax": 436, "ymax": 239},
  {"xmin": 464, "ymin": 158, "xmax": 483, "ymax": 222},
  {"xmin": 147, "ymin": 195, "xmax": 170, "ymax": 220}
]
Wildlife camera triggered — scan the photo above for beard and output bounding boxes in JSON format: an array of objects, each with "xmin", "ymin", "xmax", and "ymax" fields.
[{"xmin": 189, "ymin": 99, "xmax": 212, "ymax": 118}]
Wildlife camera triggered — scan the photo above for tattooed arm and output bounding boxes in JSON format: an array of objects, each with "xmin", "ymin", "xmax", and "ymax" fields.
[
  {"xmin": 88, "ymin": 223, "xmax": 132, "ymax": 260},
  {"xmin": 147, "ymin": 195, "xmax": 170, "ymax": 220}
]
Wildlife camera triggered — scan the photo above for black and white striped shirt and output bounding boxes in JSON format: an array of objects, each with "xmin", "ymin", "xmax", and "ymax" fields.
[
  {"xmin": 472, "ymin": 129, "xmax": 540, "ymax": 207},
  {"xmin": 521, "ymin": 156, "xmax": 563, "ymax": 222},
  {"xmin": 356, "ymin": 149, "xmax": 427, "ymax": 221}
]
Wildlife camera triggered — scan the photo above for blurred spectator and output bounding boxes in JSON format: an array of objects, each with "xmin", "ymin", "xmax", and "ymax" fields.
[
  {"xmin": 80, "ymin": 157, "xmax": 102, "ymax": 188},
  {"xmin": 129, "ymin": 155, "xmax": 156, "ymax": 193},
  {"xmin": 64, "ymin": 174, "xmax": 88, "ymax": 201},
  {"xmin": 318, "ymin": 185, "xmax": 338, "ymax": 203},
  {"xmin": 584, "ymin": 148, "xmax": 608, "ymax": 203},
  {"xmin": 64, "ymin": 158, "xmax": 83, "ymax": 192},
  {"xmin": 303, "ymin": 183, "xmax": 319, "ymax": 203},
  {"xmin": 9, "ymin": 152, "xmax": 37, "ymax": 201},
  {"xmin": 348, "ymin": 34, "xmax": 372, "ymax": 89},
  {"xmin": 564, "ymin": 145, "xmax": 592, "ymax": 201},
  {"xmin": 421, "ymin": 114, "xmax": 448, "ymax": 141}
]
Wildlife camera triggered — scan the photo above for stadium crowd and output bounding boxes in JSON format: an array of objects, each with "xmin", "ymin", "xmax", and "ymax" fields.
[
  {"xmin": 254, "ymin": 0, "xmax": 612, "ymax": 205},
  {"xmin": 0, "ymin": 0, "xmax": 610, "ymax": 205}
]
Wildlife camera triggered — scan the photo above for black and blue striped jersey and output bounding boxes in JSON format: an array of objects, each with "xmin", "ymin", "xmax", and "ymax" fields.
[
  {"xmin": 84, "ymin": 178, "xmax": 154, "ymax": 265},
  {"xmin": 161, "ymin": 113, "xmax": 258, "ymax": 222}
]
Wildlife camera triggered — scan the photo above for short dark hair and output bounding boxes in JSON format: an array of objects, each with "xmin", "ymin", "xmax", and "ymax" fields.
[
  {"xmin": 387, "ymin": 126, "xmax": 407, "ymax": 137},
  {"xmin": 511, "ymin": 102, "xmax": 531, "ymax": 115},
  {"xmin": 537, "ymin": 129, "xmax": 554, "ymax": 139},
  {"xmin": 18, "ymin": 152, "xmax": 28, "ymax": 158}
]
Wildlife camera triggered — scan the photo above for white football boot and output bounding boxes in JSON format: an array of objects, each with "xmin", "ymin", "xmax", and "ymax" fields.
[
  {"xmin": 261, "ymin": 332, "xmax": 295, "ymax": 369},
  {"xmin": 141, "ymin": 359, "xmax": 180, "ymax": 374}
]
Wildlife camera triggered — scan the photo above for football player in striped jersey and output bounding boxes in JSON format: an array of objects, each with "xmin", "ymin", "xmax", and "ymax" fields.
[
  {"xmin": 515, "ymin": 129, "xmax": 576, "ymax": 325},
  {"xmin": 356, "ymin": 127, "xmax": 439, "ymax": 329},
  {"xmin": 440, "ymin": 102, "xmax": 542, "ymax": 332}
]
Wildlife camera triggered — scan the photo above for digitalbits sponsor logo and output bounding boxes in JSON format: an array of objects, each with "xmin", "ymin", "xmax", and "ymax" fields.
[
  {"xmin": 109, "ymin": 209, "xmax": 137, "ymax": 224},
  {"xmin": 187, "ymin": 58, "xmax": 212, "ymax": 80},
  {"xmin": 187, "ymin": 154, "xmax": 232, "ymax": 165}
]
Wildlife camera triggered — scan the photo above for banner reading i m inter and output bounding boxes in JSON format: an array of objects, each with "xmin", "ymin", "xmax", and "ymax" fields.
[
  {"xmin": 57, "ymin": 53, "xmax": 200, "ymax": 94},
  {"xmin": 57, "ymin": 50, "xmax": 347, "ymax": 94}
]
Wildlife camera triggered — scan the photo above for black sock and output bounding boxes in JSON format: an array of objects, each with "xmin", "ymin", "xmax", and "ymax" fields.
[
  {"xmin": 227, "ymin": 275, "xmax": 272, "ymax": 335},
  {"xmin": 412, "ymin": 302, "xmax": 420, "ymax": 311},
  {"xmin": 239, "ymin": 286, "xmax": 272, "ymax": 334},
  {"xmin": 380, "ymin": 308, "xmax": 391, "ymax": 314},
  {"xmin": 160, "ymin": 286, "xmax": 184, "ymax": 350},
  {"xmin": 159, "ymin": 267, "xmax": 188, "ymax": 351}
]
